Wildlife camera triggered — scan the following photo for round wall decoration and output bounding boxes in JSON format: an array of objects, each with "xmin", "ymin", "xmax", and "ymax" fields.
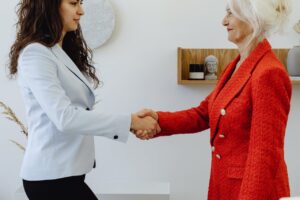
[{"xmin": 80, "ymin": 0, "xmax": 115, "ymax": 49}]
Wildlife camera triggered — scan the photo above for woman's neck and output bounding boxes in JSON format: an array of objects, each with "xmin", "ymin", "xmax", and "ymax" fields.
[
  {"xmin": 58, "ymin": 32, "xmax": 66, "ymax": 47},
  {"xmin": 236, "ymin": 37, "xmax": 260, "ymax": 68},
  {"xmin": 239, "ymin": 40, "xmax": 258, "ymax": 61}
]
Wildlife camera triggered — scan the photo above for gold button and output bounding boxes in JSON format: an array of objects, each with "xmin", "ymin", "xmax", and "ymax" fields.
[
  {"xmin": 211, "ymin": 146, "xmax": 215, "ymax": 152},
  {"xmin": 220, "ymin": 109, "xmax": 226, "ymax": 116},
  {"xmin": 216, "ymin": 154, "xmax": 221, "ymax": 159},
  {"xmin": 219, "ymin": 134, "xmax": 225, "ymax": 138}
]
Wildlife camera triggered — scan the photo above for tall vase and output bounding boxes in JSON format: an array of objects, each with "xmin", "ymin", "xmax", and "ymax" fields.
[{"xmin": 287, "ymin": 46, "xmax": 300, "ymax": 76}]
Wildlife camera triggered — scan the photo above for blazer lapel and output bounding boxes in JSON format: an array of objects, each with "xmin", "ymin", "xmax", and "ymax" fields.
[
  {"xmin": 209, "ymin": 39, "xmax": 272, "ymax": 144},
  {"xmin": 51, "ymin": 44, "xmax": 95, "ymax": 97},
  {"xmin": 209, "ymin": 55, "xmax": 240, "ymax": 105}
]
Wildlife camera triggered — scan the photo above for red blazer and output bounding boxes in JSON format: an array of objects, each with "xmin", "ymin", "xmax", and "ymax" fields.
[{"xmin": 156, "ymin": 39, "xmax": 291, "ymax": 200}]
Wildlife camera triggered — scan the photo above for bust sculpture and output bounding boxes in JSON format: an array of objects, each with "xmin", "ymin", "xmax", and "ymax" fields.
[{"xmin": 204, "ymin": 55, "xmax": 218, "ymax": 80}]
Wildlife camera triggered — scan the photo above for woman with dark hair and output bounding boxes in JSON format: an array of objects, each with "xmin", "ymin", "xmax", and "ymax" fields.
[{"xmin": 8, "ymin": 0, "xmax": 159, "ymax": 199}]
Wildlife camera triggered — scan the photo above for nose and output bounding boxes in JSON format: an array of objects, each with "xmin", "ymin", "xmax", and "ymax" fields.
[
  {"xmin": 222, "ymin": 15, "xmax": 228, "ymax": 27},
  {"xmin": 78, "ymin": 4, "xmax": 85, "ymax": 16}
]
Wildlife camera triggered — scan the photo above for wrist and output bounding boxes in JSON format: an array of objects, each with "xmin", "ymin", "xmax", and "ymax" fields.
[
  {"xmin": 154, "ymin": 112, "xmax": 159, "ymax": 121},
  {"xmin": 130, "ymin": 113, "xmax": 137, "ymax": 130}
]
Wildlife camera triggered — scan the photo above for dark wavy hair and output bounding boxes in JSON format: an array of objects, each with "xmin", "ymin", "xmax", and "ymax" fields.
[{"xmin": 8, "ymin": 0, "xmax": 100, "ymax": 88}]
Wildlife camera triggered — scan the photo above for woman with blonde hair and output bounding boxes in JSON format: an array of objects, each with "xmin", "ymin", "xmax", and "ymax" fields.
[{"xmin": 137, "ymin": 0, "xmax": 292, "ymax": 199}]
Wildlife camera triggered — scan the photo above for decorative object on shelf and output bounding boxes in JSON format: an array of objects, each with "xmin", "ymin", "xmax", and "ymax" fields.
[
  {"xmin": 287, "ymin": 46, "xmax": 300, "ymax": 76},
  {"xmin": 177, "ymin": 48, "xmax": 299, "ymax": 84},
  {"xmin": 80, "ymin": 0, "xmax": 115, "ymax": 49},
  {"xmin": 290, "ymin": 76, "xmax": 300, "ymax": 81},
  {"xmin": 204, "ymin": 55, "xmax": 218, "ymax": 80},
  {"xmin": 287, "ymin": 20, "xmax": 300, "ymax": 76},
  {"xmin": 280, "ymin": 197, "xmax": 300, "ymax": 200},
  {"xmin": 189, "ymin": 64, "xmax": 204, "ymax": 80},
  {"xmin": 0, "ymin": 101, "xmax": 27, "ymax": 151},
  {"xmin": 294, "ymin": 20, "xmax": 300, "ymax": 41}
]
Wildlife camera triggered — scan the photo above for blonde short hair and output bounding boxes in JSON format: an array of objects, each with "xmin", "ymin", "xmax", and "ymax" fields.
[{"xmin": 227, "ymin": 0, "xmax": 291, "ymax": 40}]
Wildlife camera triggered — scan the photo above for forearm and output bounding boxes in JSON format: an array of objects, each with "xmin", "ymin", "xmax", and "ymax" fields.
[{"xmin": 156, "ymin": 106, "xmax": 210, "ymax": 137}]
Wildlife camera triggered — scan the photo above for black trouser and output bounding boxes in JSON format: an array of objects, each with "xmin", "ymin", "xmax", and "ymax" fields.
[{"xmin": 23, "ymin": 175, "xmax": 98, "ymax": 200}]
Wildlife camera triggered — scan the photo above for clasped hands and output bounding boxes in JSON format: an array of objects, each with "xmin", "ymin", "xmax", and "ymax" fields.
[{"xmin": 130, "ymin": 109, "xmax": 160, "ymax": 140}]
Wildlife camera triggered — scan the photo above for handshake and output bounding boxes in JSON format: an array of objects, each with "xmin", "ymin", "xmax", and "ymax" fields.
[{"xmin": 130, "ymin": 109, "xmax": 161, "ymax": 140}]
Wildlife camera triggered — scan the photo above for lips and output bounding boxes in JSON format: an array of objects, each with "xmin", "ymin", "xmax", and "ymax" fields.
[{"xmin": 227, "ymin": 28, "xmax": 233, "ymax": 32}]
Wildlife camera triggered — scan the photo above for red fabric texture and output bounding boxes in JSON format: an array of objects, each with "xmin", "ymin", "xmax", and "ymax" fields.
[{"xmin": 156, "ymin": 39, "xmax": 292, "ymax": 200}]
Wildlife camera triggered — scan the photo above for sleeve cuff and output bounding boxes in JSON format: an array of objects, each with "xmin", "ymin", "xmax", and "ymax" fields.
[{"xmin": 108, "ymin": 114, "xmax": 131, "ymax": 143}]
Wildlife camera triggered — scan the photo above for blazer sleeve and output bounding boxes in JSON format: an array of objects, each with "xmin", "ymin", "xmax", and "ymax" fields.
[
  {"xmin": 238, "ymin": 67, "xmax": 291, "ymax": 199},
  {"xmin": 155, "ymin": 94, "xmax": 211, "ymax": 137},
  {"xmin": 18, "ymin": 43, "xmax": 130, "ymax": 142}
]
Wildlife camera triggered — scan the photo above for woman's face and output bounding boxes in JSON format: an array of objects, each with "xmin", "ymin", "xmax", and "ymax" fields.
[
  {"xmin": 222, "ymin": 7, "xmax": 253, "ymax": 45},
  {"xmin": 59, "ymin": 0, "xmax": 84, "ymax": 34}
]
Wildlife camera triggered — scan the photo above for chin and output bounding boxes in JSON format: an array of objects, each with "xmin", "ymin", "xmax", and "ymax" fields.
[
  {"xmin": 227, "ymin": 36, "xmax": 237, "ymax": 44},
  {"xmin": 73, "ymin": 25, "xmax": 79, "ymax": 30},
  {"xmin": 67, "ymin": 27, "xmax": 78, "ymax": 32}
]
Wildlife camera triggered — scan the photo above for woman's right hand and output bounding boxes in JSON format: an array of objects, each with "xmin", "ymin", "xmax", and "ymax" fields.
[
  {"xmin": 130, "ymin": 109, "xmax": 160, "ymax": 140},
  {"xmin": 137, "ymin": 108, "xmax": 158, "ymax": 121}
]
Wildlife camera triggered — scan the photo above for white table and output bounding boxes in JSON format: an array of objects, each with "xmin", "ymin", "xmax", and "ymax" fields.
[
  {"xmin": 95, "ymin": 182, "xmax": 170, "ymax": 200},
  {"xmin": 14, "ymin": 182, "xmax": 170, "ymax": 200}
]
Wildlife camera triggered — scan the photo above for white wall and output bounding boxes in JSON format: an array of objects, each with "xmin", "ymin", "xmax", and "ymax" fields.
[{"xmin": 0, "ymin": 0, "xmax": 299, "ymax": 199}]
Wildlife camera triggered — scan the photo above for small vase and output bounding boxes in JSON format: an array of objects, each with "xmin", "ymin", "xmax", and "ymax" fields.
[{"xmin": 287, "ymin": 46, "xmax": 300, "ymax": 76}]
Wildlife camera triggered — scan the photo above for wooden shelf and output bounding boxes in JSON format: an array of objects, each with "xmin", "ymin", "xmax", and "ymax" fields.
[
  {"xmin": 179, "ymin": 80, "xmax": 217, "ymax": 85},
  {"xmin": 177, "ymin": 47, "xmax": 300, "ymax": 85},
  {"xmin": 291, "ymin": 79, "xmax": 300, "ymax": 85}
]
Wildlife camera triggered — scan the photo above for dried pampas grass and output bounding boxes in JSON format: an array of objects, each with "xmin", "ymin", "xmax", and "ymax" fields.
[{"xmin": 0, "ymin": 101, "xmax": 27, "ymax": 151}]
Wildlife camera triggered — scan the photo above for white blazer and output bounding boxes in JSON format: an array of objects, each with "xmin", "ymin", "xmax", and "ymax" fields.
[{"xmin": 17, "ymin": 43, "xmax": 130, "ymax": 181}]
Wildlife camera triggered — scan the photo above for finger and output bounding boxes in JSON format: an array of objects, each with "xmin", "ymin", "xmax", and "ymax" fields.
[
  {"xmin": 146, "ymin": 133, "xmax": 154, "ymax": 139},
  {"xmin": 135, "ymin": 133, "xmax": 143, "ymax": 139},
  {"xmin": 139, "ymin": 133, "xmax": 149, "ymax": 140},
  {"xmin": 156, "ymin": 124, "xmax": 161, "ymax": 134},
  {"xmin": 148, "ymin": 111, "xmax": 158, "ymax": 120},
  {"xmin": 136, "ymin": 109, "xmax": 149, "ymax": 117},
  {"xmin": 141, "ymin": 130, "xmax": 152, "ymax": 140},
  {"xmin": 137, "ymin": 109, "xmax": 154, "ymax": 118},
  {"xmin": 136, "ymin": 130, "xmax": 144, "ymax": 135},
  {"xmin": 136, "ymin": 130, "xmax": 148, "ymax": 138},
  {"xmin": 145, "ymin": 130, "xmax": 155, "ymax": 139},
  {"xmin": 134, "ymin": 130, "xmax": 144, "ymax": 138}
]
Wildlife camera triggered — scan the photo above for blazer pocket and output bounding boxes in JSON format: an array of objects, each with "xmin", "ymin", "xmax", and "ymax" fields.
[
  {"xmin": 227, "ymin": 167, "xmax": 245, "ymax": 179},
  {"xmin": 230, "ymin": 97, "xmax": 250, "ymax": 109}
]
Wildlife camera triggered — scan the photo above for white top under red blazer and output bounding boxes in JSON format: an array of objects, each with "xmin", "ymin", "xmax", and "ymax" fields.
[{"xmin": 17, "ymin": 43, "xmax": 130, "ymax": 180}]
